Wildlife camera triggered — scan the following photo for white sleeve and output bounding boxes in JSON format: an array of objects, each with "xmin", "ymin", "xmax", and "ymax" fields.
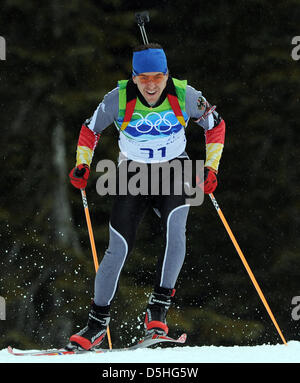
[
  {"xmin": 185, "ymin": 84, "xmax": 222, "ymax": 131},
  {"xmin": 85, "ymin": 87, "xmax": 119, "ymax": 133}
]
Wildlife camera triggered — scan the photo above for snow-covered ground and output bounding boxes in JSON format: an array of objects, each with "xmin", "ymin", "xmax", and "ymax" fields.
[{"xmin": 0, "ymin": 341, "xmax": 299, "ymax": 363}]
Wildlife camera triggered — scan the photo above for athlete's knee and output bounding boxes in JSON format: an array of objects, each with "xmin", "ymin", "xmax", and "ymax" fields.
[
  {"xmin": 165, "ymin": 205, "xmax": 189, "ymax": 234},
  {"xmin": 106, "ymin": 223, "xmax": 129, "ymax": 256}
]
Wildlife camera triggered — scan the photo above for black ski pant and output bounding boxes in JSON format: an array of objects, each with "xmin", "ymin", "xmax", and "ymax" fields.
[{"xmin": 94, "ymin": 158, "xmax": 190, "ymax": 307}]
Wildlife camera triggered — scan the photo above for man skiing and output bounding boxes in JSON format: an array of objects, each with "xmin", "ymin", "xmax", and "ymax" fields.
[{"xmin": 67, "ymin": 43, "xmax": 225, "ymax": 351}]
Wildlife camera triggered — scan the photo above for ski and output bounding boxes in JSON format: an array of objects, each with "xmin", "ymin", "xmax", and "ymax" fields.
[{"xmin": 7, "ymin": 332, "xmax": 187, "ymax": 357}]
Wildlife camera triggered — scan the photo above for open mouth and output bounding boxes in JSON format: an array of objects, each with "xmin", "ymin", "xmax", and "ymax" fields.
[{"xmin": 145, "ymin": 89, "xmax": 157, "ymax": 96}]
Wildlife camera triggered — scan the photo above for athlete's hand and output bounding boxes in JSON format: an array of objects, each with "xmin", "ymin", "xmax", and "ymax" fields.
[
  {"xmin": 69, "ymin": 164, "xmax": 90, "ymax": 189},
  {"xmin": 197, "ymin": 167, "xmax": 218, "ymax": 194}
]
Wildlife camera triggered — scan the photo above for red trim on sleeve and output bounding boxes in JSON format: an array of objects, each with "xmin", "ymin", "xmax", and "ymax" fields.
[
  {"xmin": 205, "ymin": 119, "xmax": 225, "ymax": 144},
  {"xmin": 78, "ymin": 124, "xmax": 100, "ymax": 150}
]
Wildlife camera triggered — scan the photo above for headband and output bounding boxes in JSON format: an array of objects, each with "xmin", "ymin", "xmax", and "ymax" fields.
[{"xmin": 132, "ymin": 48, "xmax": 168, "ymax": 75}]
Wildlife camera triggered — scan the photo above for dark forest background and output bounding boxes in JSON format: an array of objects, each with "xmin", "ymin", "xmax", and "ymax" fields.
[{"xmin": 0, "ymin": 0, "xmax": 300, "ymax": 350}]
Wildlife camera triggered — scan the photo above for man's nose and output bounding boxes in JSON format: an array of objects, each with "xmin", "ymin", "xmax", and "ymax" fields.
[{"xmin": 146, "ymin": 79, "xmax": 156, "ymax": 86}]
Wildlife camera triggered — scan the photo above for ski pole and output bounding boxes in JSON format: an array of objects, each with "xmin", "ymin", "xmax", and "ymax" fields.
[
  {"xmin": 80, "ymin": 188, "xmax": 113, "ymax": 350},
  {"xmin": 135, "ymin": 11, "xmax": 150, "ymax": 45},
  {"xmin": 208, "ymin": 193, "xmax": 287, "ymax": 345}
]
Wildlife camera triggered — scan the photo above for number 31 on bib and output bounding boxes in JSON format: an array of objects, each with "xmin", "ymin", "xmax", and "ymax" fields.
[{"xmin": 140, "ymin": 146, "xmax": 166, "ymax": 159}]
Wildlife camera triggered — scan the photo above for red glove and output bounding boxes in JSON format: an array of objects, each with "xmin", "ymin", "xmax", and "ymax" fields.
[
  {"xmin": 197, "ymin": 167, "xmax": 218, "ymax": 194},
  {"xmin": 69, "ymin": 164, "xmax": 90, "ymax": 189}
]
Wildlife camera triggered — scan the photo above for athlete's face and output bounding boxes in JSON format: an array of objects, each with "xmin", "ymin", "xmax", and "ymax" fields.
[{"xmin": 133, "ymin": 72, "xmax": 168, "ymax": 106}]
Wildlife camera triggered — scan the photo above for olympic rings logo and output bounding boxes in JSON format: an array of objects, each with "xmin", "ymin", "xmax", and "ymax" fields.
[{"xmin": 128, "ymin": 112, "xmax": 180, "ymax": 133}]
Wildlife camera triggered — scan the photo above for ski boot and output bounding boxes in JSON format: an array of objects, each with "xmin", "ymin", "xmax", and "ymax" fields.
[
  {"xmin": 66, "ymin": 302, "xmax": 110, "ymax": 351},
  {"xmin": 144, "ymin": 287, "xmax": 175, "ymax": 336}
]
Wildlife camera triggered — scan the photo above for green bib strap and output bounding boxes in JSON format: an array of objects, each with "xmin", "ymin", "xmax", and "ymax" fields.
[{"xmin": 120, "ymin": 77, "xmax": 186, "ymax": 130}]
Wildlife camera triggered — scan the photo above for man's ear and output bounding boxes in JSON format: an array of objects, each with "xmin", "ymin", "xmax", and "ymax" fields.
[{"xmin": 132, "ymin": 76, "xmax": 137, "ymax": 84}]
